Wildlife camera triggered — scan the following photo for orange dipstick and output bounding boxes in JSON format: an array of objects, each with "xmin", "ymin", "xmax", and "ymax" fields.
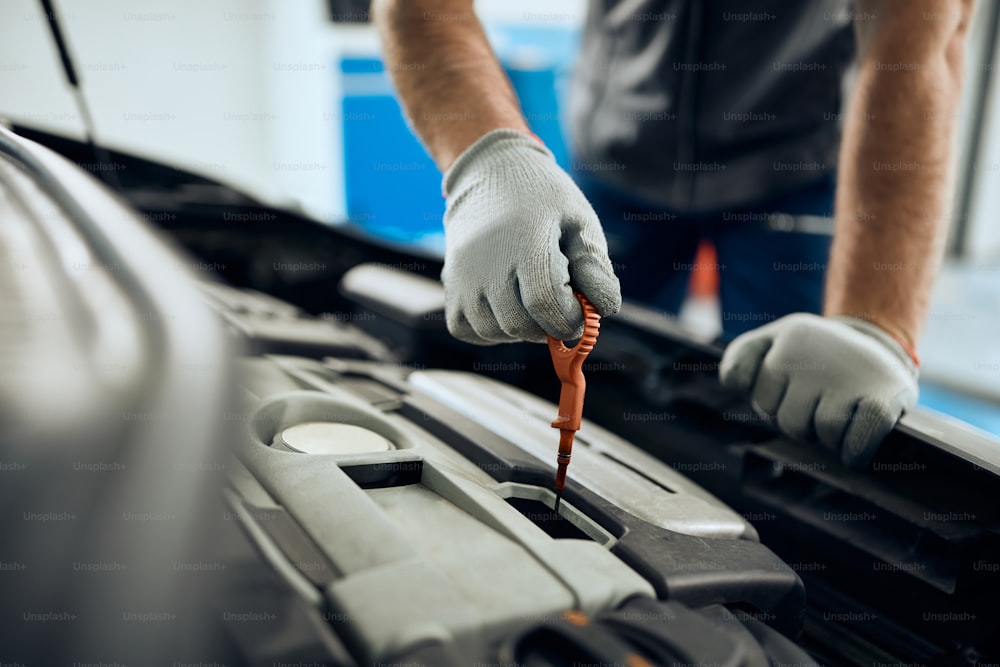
[{"xmin": 546, "ymin": 293, "xmax": 601, "ymax": 513}]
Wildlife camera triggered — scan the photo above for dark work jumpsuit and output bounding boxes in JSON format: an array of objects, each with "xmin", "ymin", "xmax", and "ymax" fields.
[{"xmin": 569, "ymin": 0, "xmax": 857, "ymax": 337}]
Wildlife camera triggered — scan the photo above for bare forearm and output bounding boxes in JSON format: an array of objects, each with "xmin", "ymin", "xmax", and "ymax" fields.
[
  {"xmin": 372, "ymin": 0, "xmax": 529, "ymax": 171},
  {"xmin": 825, "ymin": 0, "xmax": 973, "ymax": 349}
]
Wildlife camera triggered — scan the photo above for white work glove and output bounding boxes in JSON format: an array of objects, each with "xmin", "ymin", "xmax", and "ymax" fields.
[
  {"xmin": 719, "ymin": 313, "xmax": 918, "ymax": 467},
  {"xmin": 441, "ymin": 129, "xmax": 621, "ymax": 344}
]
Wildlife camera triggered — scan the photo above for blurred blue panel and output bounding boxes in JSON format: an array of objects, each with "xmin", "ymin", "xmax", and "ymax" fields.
[
  {"xmin": 340, "ymin": 57, "xmax": 444, "ymax": 252},
  {"xmin": 918, "ymin": 381, "xmax": 1000, "ymax": 437},
  {"xmin": 496, "ymin": 24, "xmax": 581, "ymax": 168},
  {"xmin": 506, "ymin": 67, "xmax": 568, "ymax": 166}
]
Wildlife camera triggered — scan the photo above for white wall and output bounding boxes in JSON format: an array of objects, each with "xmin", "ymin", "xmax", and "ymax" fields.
[
  {"xmin": 0, "ymin": 0, "xmax": 85, "ymax": 139},
  {"xmin": 0, "ymin": 0, "xmax": 343, "ymax": 221}
]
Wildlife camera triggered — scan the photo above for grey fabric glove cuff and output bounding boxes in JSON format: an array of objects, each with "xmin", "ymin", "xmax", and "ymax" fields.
[
  {"xmin": 442, "ymin": 129, "xmax": 553, "ymax": 198},
  {"xmin": 833, "ymin": 316, "xmax": 919, "ymax": 378}
]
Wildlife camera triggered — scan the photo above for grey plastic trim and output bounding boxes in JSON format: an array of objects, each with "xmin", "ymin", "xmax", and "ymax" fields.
[
  {"xmin": 493, "ymin": 482, "xmax": 617, "ymax": 548},
  {"xmin": 221, "ymin": 488, "xmax": 323, "ymax": 608},
  {"xmin": 897, "ymin": 409, "xmax": 1000, "ymax": 476},
  {"xmin": 409, "ymin": 369, "xmax": 757, "ymax": 541}
]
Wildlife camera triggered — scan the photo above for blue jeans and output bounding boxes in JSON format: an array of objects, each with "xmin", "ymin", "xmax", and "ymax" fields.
[{"xmin": 578, "ymin": 175, "xmax": 836, "ymax": 340}]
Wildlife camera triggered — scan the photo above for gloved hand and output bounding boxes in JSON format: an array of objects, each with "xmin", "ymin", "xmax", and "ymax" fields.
[
  {"xmin": 441, "ymin": 129, "xmax": 621, "ymax": 344},
  {"xmin": 719, "ymin": 313, "xmax": 918, "ymax": 467}
]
